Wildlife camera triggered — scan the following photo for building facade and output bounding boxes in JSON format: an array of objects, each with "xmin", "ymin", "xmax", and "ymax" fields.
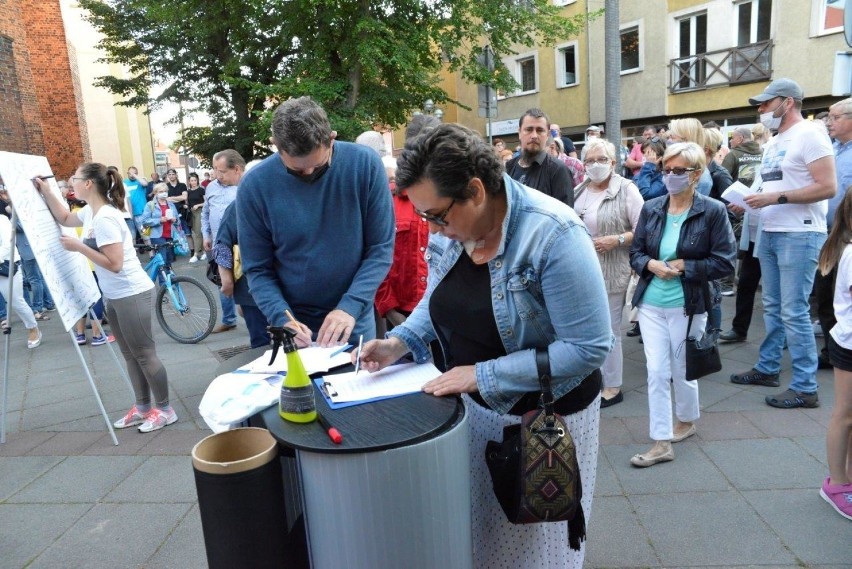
[{"xmin": 454, "ymin": 0, "xmax": 848, "ymax": 148}]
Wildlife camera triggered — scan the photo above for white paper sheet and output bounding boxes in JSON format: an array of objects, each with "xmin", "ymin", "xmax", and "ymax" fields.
[
  {"xmin": 239, "ymin": 345, "xmax": 352, "ymax": 375},
  {"xmin": 323, "ymin": 362, "xmax": 441, "ymax": 403},
  {"xmin": 0, "ymin": 152, "xmax": 101, "ymax": 331},
  {"xmin": 721, "ymin": 180, "xmax": 757, "ymax": 212}
]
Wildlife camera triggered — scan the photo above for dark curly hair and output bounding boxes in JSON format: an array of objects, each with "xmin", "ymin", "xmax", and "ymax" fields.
[{"xmin": 396, "ymin": 123, "xmax": 504, "ymax": 200}]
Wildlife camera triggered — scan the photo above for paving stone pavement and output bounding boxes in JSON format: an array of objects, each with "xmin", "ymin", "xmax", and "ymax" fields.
[{"xmin": 0, "ymin": 263, "xmax": 848, "ymax": 568}]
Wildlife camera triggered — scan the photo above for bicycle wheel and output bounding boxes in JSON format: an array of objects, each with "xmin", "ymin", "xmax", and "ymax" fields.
[{"xmin": 156, "ymin": 275, "xmax": 217, "ymax": 343}]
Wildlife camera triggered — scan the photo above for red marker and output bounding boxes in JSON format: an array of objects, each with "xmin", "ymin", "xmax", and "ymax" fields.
[{"xmin": 317, "ymin": 412, "xmax": 343, "ymax": 444}]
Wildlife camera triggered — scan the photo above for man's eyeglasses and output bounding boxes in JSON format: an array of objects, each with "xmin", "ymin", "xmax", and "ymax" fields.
[
  {"xmin": 414, "ymin": 200, "xmax": 455, "ymax": 226},
  {"xmin": 662, "ymin": 167, "xmax": 697, "ymax": 175},
  {"xmin": 827, "ymin": 112, "xmax": 852, "ymax": 122},
  {"xmin": 583, "ymin": 157, "xmax": 611, "ymax": 167}
]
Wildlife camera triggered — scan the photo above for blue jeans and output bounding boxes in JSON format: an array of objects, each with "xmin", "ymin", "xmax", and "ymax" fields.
[
  {"xmin": 21, "ymin": 259, "xmax": 54, "ymax": 312},
  {"xmin": 756, "ymin": 231, "xmax": 826, "ymax": 393},
  {"xmin": 241, "ymin": 304, "xmax": 270, "ymax": 348},
  {"xmin": 220, "ymin": 290, "xmax": 236, "ymax": 326}
]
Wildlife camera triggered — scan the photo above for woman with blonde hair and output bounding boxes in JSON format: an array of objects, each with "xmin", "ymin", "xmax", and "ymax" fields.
[
  {"xmin": 629, "ymin": 142, "xmax": 736, "ymax": 466},
  {"xmin": 669, "ymin": 118, "xmax": 713, "ymax": 196},
  {"xmin": 816, "ymin": 188, "xmax": 852, "ymax": 520}
]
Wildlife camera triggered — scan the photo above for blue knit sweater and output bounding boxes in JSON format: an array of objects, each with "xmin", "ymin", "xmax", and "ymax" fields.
[{"xmin": 236, "ymin": 142, "xmax": 394, "ymax": 338}]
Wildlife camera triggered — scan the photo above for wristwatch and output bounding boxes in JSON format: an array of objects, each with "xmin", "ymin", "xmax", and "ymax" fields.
[
  {"xmin": 777, "ymin": 193, "xmax": 788, "ymax": 204},
  {"xmin": 617, "ymin": 234, "xmax": 625, "ymax": 246}
]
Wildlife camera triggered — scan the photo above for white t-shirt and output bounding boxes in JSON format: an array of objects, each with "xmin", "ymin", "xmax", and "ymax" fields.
[
  {"xmin": 77, "ymin": 205, "xmax": 153, "ymax": 300},
  {"xmin": 831, "ymin": 244, "xmax": 852, "ymax": 350},
  {"xmin": 759, "ymin": 120, "xmax": 833, "ymax": 233}
]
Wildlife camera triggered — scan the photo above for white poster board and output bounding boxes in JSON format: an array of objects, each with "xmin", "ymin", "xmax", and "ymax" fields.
[{"xmin": 0, "ymin": 152, "xmax": 101, "ymax": 331}]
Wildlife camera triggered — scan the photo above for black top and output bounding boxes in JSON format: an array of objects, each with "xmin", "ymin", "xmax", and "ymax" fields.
[
  {"xmin": 430, "ymin": 251, "xmax": 506, "ymax": 367},
  {"xmin": 505, "ymin": 151, "xmax": 575, "ymax": 207},
  {"xmin": 186, "ymin": 186, "xmax": 205, "ymax": 208},
  {"xmin": 430, "ymin": 251, "xmax": 600, "ymax": 416},
  {"xmin": 166, "ymin": 181, "xmax": 187, "ymax": 199}
]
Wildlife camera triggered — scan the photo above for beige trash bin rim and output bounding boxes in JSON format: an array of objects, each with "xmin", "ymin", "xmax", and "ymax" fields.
[{"xmin": 192, "ymin": 427, "xmax": 278, "ymax": 475}]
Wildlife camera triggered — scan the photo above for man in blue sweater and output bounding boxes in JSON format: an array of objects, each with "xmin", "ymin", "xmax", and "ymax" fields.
[{"xmin": 237, "ymin": 97, "xmax": 394, "ymax": 347}]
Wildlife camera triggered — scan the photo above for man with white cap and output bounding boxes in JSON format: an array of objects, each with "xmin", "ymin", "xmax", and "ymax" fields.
[
  {"xmin": 580, "ymin": 125, "xmax": 603, "ymax": 161},
  {"xmin": 730, "ymin": 78, "xmax": 837, "ymax": 409}
]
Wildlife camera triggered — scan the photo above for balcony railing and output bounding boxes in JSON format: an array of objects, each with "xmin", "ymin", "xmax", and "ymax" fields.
[{"xmin": 669, "ymin": 40, "xmax": 773, "ymax": 93}]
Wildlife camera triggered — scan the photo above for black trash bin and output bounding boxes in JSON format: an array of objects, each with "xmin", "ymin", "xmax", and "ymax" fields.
[{"xmin": 192, "ymin": 427, "xmax": 290, "ymax": 569}]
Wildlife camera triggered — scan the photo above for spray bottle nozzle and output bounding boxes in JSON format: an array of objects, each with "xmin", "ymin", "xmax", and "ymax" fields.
[{"xmin": 268, "ymin": 326, "xmax": 297, "ymax": 365}]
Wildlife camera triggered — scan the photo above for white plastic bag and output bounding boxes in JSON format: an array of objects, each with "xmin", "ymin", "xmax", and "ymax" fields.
[{"xmin": 198, "ymin": 373, "xmax": 282, "ymax": 433}]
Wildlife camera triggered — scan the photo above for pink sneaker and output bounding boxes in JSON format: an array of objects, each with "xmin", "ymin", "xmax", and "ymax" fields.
[
  {"xmin": 820, "ymin": 477, "xmax": 852, "ymax": 521},
  {"xmin": 113, "ymin": 405, "xmax": 147, "ymax": 429},
  {"xmin": 138, "ymin": 407, "xmax": 178, "ymax": 433}
]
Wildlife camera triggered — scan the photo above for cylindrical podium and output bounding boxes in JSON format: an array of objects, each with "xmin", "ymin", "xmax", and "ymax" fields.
[
  {"xmin": 240, "ymin": 344, "xmax": 473, "ymax": 569},
  {"xmin": 298, "ymin": 409, "xmax": 470, "ymax": 569}
]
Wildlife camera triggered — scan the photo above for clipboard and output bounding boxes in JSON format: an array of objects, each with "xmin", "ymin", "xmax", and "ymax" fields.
[{"xmin": 313, "ymin": 376, "xmax": 416, "ymax": 409}]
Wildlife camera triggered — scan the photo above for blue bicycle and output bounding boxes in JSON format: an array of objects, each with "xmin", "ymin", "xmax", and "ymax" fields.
[{"xmin": 138, "ymin": 243, "xmax": 217, "ymax": 344}]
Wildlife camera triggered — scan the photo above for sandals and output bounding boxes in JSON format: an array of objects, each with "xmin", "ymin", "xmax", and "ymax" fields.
[{"xmin": 33, "ymin": 312, "xmax": 50, "ymax": 321}]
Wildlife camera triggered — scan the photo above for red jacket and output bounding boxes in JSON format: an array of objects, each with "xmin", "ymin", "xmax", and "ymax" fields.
[{"xmin": 374, "ymin": 189, "xmax": 430, "ymax": 316}]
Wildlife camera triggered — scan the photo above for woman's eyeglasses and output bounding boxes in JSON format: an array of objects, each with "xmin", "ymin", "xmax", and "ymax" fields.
[
  {"xmin": 662, "ymin": 167, "xmax": 697, "ymax": 175},
  {"xmin": 583, "ymin": 157, "xmax": 611, "ymax": 167},
  {"xmin": 414, "ymin": 200, "xmax": 455, "ymax": 226}
]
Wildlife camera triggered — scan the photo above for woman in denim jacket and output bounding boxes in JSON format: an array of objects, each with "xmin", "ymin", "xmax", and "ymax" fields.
[
  {"xmin": 629, "ymin": 142, "xmax": 736, "ymax": 467},
  {"xmin": 141, "ymin": 182, "xmax": 181, "ymax": 265},
  {"xmin": 358, "ymin": 124, "xmax": 612, "ymax": 568}
]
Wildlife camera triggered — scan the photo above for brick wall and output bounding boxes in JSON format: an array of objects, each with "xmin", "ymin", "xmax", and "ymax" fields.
[{"xmin": 0, "ymin": 0, "xmax": 86, "ymax": 179}]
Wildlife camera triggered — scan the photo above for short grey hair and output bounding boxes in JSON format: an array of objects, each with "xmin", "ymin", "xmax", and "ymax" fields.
[
  {"xmin": 355, "ymin": 130, "xmax": 387, "ymax": 157},
  {"xmin": 271, "ymin": 97, "xmax": 333, "ymax": 157},
  {"xmin": 830, "ymin": 97, "xmax": 852, "ymax": 116},
  {"xmin": 733, "ymin": 127, "xmax": 752, "ymax": 141},
  {"xmin": 584, "ymin": 138, "xmax": 616, "ymax": 161},
  {"xmin": 662, "ymin": 142, "xmax": 707, "ymax": 172},
  {"xmin": 212, "ymin": 149, "xmax": 246, "ymax": 170}
]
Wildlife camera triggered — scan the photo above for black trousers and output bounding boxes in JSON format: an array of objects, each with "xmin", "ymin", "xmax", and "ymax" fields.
[
  {"xmin": 814, "ymin": 264, "xmax": 837, "ymax": 355},
  {"xmin": 731, "ymin": 241, "xmax": 762, "ymax": 337}
]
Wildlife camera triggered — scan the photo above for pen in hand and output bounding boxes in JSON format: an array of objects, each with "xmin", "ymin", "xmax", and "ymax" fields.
[{"xmin": 354, "ymin": 334, "xmax": 364, "ymax": 375}]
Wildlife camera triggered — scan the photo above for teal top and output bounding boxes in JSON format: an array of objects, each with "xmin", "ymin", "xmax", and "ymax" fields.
[{"xmin": 642, "ymin": 211, "xmax": 687, "ymax": 308}]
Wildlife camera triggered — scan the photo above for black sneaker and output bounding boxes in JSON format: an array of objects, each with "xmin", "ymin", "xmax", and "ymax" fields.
[
  {"xmin": 730, "ymin": 368, "xmax": 780, "ymax": 387},
  {"xmin": 626, "ymin": 323, "xmax": 641, "ymax": 337},
  {"xmin": 765, "ymin": 389, "xmax": 819, "ymax": 409}
]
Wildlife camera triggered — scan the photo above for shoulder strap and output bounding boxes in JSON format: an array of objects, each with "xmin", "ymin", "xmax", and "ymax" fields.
[{"xmin": 535, "ymin": 348, "xmax": 554, "ymax": 419}]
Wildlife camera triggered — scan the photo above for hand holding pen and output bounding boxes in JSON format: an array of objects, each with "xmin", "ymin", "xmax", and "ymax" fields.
[
  {"xmin": 354, "ymin": 334, "xmax": 364, "ymax": 375},
  {"xmin": 284, "ymin": 310, "xmax": 312, "ymax": 348}
]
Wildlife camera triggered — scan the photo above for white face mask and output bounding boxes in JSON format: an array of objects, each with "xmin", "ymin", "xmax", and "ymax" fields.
[
  {"xmin": 157, "ymin": 192, "xmax": 168, "ymax": 200},
  {"xmin": 586, "ymin": 162, "xmax": 612, "ymax": 183},
  {"xmin": 760, "ymin": 99, "xmax": 788, "ymax": 130},
  {"xmin": 663, "ymin": 172, "xmax": 692, "ymax": 195}
]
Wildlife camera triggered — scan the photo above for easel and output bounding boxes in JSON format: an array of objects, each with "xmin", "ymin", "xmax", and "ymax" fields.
[{"xmin": 0, "ymin": 208, "xmax": 135, "ymax": 445}]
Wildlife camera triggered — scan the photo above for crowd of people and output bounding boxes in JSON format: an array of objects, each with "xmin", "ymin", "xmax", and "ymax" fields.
[{"xmin": 6, "ymin": 74, "xmax": 849, "ymax": 566}]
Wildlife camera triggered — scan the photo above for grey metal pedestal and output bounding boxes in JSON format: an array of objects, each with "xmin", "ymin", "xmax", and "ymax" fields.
[{"xmin": 298, "ymin": 408, "xmax": 471, "ymax": 569}]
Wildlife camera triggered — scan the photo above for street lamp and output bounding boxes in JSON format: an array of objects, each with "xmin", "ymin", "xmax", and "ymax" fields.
[{"xmin": 419, "ymin": 99, "xmax": 443, "ymax": 121}]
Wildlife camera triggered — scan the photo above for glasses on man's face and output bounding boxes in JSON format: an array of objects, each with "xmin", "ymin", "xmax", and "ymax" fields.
[
  {"xmin": 583, "ymin": 157, "xmax": 610, "ymax": 167},
  {"xmin": 827, "ymin": 112, "xmax": 852, "ymax": 123},
  {"xmin": 414, "ymin": 199, "xmax": 455, "ymax": 226},
  {"xmin": 662, "ymin": 167, "xmax": 697, "ymax": 175}
]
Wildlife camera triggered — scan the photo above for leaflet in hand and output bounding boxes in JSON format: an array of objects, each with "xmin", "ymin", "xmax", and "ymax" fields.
[
  {"xmin": 721, "ymin": 181, "xmax": 756, "ymax": 212},
  {"xmin": 322, "ymin": 362, "xmax": 441, "ymax": 403},
  {"xmin": 238, "ymin": 344, "xmax": 352, "ymax": 375}
]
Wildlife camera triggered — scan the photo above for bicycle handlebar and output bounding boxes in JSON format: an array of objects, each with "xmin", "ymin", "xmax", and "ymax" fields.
[{"xmin": 134, "ymin": 242, "xmax": 175, "ymax": 253}]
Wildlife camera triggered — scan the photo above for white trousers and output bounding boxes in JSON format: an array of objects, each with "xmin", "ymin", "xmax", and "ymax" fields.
[
  {"xmin": 0, "ymin": 271, "xmax": 37, "ymax": 330},
  {"xmin": 602, "ymin": 291, "xmax": 625, "ymax": 389},
  {"xmin": 637, "ymin": 305, "xmax": 704, "ymax": 441}
]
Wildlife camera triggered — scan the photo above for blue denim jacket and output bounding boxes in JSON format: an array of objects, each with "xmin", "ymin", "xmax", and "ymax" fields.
[{"xmin": 388, "ymin": 174, "xmax": 613, "ymax": 414}]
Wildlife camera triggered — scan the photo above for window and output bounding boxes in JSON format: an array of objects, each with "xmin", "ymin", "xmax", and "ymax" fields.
[
  {"xmin": 673, "ymin": 11, "xmax": 708, "ymax": 90},
  {"xmin": 814, "ymin": 0, "xmax": 845, "ymax": 35},
  {"xmin": 555, "ymin": 42, "xmax": 579, "ymax": 88},
  {"xmin": 620, "ymin": 22, "xmax": 642, "ymax": 74},
  {"xmin": 500, "ymin": 51, "xmax": 539, "ymax": 97},
  {"xmin": 736, "ymin": 0, "xmax": 772, "ymax": 46}
]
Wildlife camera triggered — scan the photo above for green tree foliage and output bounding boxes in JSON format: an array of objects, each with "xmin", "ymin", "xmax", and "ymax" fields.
[{"xmin": 80, "ymin": 0, "xmax": 594, "ymax": 162}]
